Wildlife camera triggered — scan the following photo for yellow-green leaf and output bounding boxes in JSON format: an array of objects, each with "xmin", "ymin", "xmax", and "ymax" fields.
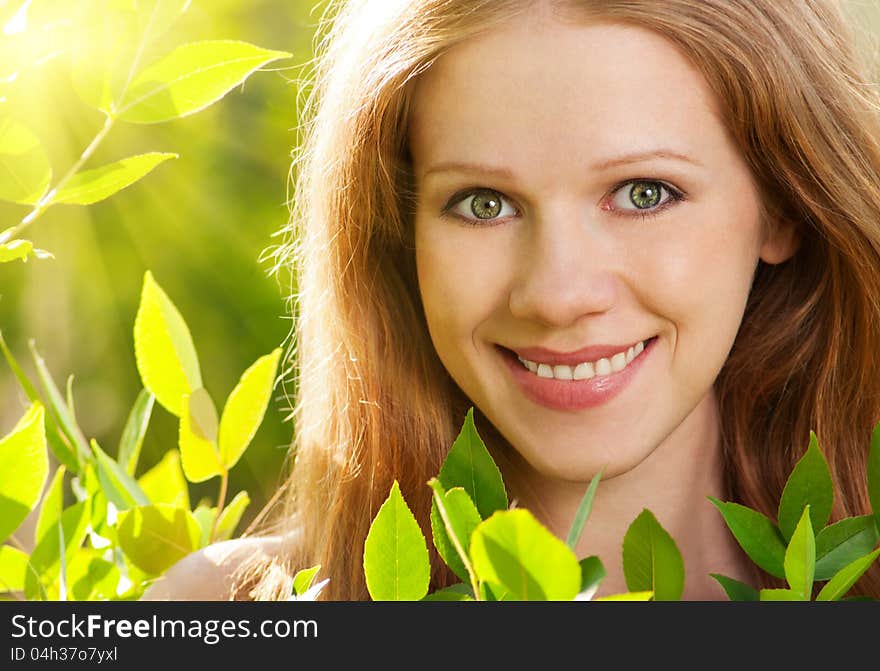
[
  {"xmin": 470, "ymin": 509, "xmax": 581, "ymax": 601},
  {"xmin": 134, "ymin": 271, "xmax": 202, "ymax": 416},
  {"xmin": 0, "ymin": 545, "xmax": 29, "ymax": 593},
  {"xmin": 53, "ymin": 153, "xmax": 177, "ymax": 205},
  {"xmin": 363, "ymin": 481, "xmax": 430, "ymax": 601},
  {"xmin": 191, "ymin": 503, "xmax": 215, "ymax": 548},
  {"xmin": 138, "ymin": 450, "xmax": 189, "ymax": 508},
  {"xmin": 214, "ymin": 491, "xmax": 250, "ymax": 542},
  {"xmin": 0, "ymin": 402, "xmax": 48, "ymax": 543},
  {"xmin": 117, "ymin": 504, "xmax": 200, "ymax": 575},
  {"xmin": 91, "ymin": 440, "xmax": 149, "ymax": 510},
  {"xmin": 179, "ymin": 394, "xmax": 223, "ymax": 483},
  {"xmin": 118, "ymin": 40, "xmax": 292, "ymax": 124},
  {"xmin": 218, "ymin": 348, "xmax": 281, "ymax": 470},
  {"xmin": 188, "ymin": 387, "xmax": 218, "ymax": 442},
  {"xmin": 35, "ymin": 466, "xmax": 66, "ymax": 546},
  {"xmin": 0, "ymin": 117, "xmax": 51, "ymax": 204},
  {"xmin": 24, "ymin": 501, "xmax": 90, "ymax": 601}
]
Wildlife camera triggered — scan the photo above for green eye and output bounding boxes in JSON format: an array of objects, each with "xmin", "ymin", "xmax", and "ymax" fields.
[
  {"xmin": 445, "ymin": 188, "xmax": 516, "ymax": 224},
  {"xmin": 470, "ymin": 189, "xmax": 503, "ymax": 219},
  {"xmin": 629, "ymin": 181, "xmax": 662, "ymax": 209}
]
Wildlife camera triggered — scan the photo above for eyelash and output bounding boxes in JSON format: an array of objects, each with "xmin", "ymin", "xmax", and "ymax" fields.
[{"xmin": 441, "ymin": 179, "xmax": 686, "ymax": 226}]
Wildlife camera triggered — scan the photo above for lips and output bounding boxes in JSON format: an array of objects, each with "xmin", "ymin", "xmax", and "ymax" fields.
[{"xmin": 497, "ymin": 336, "xmax": 657, "ymax": 411}]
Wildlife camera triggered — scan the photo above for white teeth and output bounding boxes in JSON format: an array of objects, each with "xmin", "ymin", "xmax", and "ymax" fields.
[
  {"xmin": 516, "ymin": 339, "xmax": 650, "ymax": 381},
  {"xmin": 553, "ymin": 365, "xmax": 573, "ymax": 380},
  {"xmin": 573, "ymin": 362, "xmax": 594, "ymax": 380}
]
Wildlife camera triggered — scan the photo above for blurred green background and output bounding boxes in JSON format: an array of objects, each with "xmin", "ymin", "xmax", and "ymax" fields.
[
  {"xmin": 1, "ymin": 0, "xmax": 879, "ymax": 542},
  {"xmin": 0, "ymin": 0, "xmax": 325, "ymax": 533}
]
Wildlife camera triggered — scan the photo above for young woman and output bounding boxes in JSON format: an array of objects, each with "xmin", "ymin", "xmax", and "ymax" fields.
[{"xmin": 144, "ymin": 0, "xmax": 880, "ymax": 601}]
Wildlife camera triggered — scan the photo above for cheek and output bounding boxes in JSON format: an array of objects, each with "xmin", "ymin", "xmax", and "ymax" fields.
[
  {"xmin": 635, "ymin": 213, "xmax": 761, "ymax": 365},
  {"xmin": 416, "ymin": 223, "xmax": 481, "ymax": 358}
]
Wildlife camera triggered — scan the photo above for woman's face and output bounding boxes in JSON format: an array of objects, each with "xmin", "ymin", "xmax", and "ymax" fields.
[{"xmin": 409, "ymin": 11, "xmax": 794, "ymax": 482}]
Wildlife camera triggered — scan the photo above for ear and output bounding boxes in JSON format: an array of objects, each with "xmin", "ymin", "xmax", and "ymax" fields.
[{"xmin": 759, "ymin": 218, "xmax": 799, "ymax": 265}]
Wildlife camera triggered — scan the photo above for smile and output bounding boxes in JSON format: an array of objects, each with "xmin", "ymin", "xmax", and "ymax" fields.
[
  {"xmin": 517, "ymin": 340, "xmax": 647, "ymax": 380},
  {"xmin": 499, "ymin": 337, "xmax": 658, "ymax": 411}
]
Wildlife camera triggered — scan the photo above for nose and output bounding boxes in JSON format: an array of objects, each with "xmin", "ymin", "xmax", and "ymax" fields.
[{"xmin": 508, "ymin": 212, "xmax": 618, "ymax": 327}]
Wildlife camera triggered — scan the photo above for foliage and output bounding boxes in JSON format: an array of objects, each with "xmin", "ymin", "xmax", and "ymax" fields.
[
  {"xmin": 0, "ymin": 272, "xmax": 280, "ymax": 599},
  {"xmin": 0, "ymin": 0, "xmax": 291, "ymax": 263},
  {"xmin": 357, "ymin": 412, "xmax": 880, "ymax": 602}
]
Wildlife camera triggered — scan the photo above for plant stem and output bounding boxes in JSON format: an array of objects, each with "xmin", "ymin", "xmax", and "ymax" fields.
[
  {"xmin": 1, "ymin": 114, "xmax": 116, "ymax": 245},
  {"xmin": 211, "ymin": 469, "xmax": 229, "ymax": 544}
]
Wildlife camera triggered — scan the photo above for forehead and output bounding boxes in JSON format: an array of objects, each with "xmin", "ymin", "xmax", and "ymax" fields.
[{"xmin": 408, "ymin": 12, "xmax": 732, "ymax": 183}]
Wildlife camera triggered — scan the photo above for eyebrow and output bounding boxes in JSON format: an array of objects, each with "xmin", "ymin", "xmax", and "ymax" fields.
[
  {"xmin": 422, "ymin": 149, "xmax": 702, "ymax": 179},
  {"xmin": 591, "ymin": 149, "xmax": 703, "ymax": 171}
]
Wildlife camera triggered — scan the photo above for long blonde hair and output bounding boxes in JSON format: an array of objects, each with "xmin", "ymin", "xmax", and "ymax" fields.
[{"xmin": 241, "ymin": 0, "xmax": 880, "ymax": 600}]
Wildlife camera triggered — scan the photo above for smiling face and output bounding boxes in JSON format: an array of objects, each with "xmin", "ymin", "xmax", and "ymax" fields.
[{"xmin": 409, "ymin": 9, "xmax": 795, "ymax": 484}]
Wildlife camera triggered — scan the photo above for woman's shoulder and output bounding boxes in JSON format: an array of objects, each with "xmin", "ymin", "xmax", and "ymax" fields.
[{"xmin": 139, "ymin": 533, "xmax": 290, "ymax": 601}]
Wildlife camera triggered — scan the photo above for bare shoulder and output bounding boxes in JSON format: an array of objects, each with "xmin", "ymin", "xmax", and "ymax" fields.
[{"xmin": 140, "ymin": 535, "xmax": 286, "ymax": 601}]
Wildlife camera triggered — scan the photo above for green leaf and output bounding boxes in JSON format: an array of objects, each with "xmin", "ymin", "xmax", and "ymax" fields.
[
  {"xmin": 0, "ymin": 239, "xmax": 39, "ymax": 263},
  {"xmin": 708, "ymin": 497, "xmax": 787, "ymax": 578},
  {"xmin": 0, "ymin": 117, "xmax": 51, "ymax": 204},
  {"xmin": 28, "ymin": 341, "xmax": 91, "ymax": 469},
  {"xmin": 52, "ymin": 152, "xmax": 177, "ymax": 205},
  {"xmin": 622, "ymin": 509, "xmax": 685, "ymax": 601},
  {"xmin": 134, "ymin": 271, "xmax": 202, "ymax": 416},
  {"xmin": 783, "ymin": 506, "xmax": 815, "ymax": 599},
  {"xmin": 869, "ymin": 421, "xmax": 880, "ymax": 531},
  {"xmin": 218, "ymin": 348, "xmax": 282, "ymax": 470},
  {"xmin": 0, "ymin": 402, "xmax": 48, "ymax": 543},
  {"xmin": 815, "ymin": 515, "xmax": 879, "ymax": 580},
  {"xmin": 0, "ymin": 545, "xmax": 29, "ymax": 593},
  {"xmin": 438, "ymin": 407, "xmax": 507, "ymax": 520},
  {"xmin": 577, "ymin": 556, "xmax": 605, "ymax": 600},
  {"xmin": 777, "ymin": 432, "xmax": 833, "ymax": 541},
  {"xmin": 91, "ymin": 440, "xmax": 149, "ymax": 511},
  {"xmin": 292, "ymin": 565, "xmax": 322, "ymax": 597},
  {"xmin": 363, "ymin": 481, "xmax": 430, "ymax": 601},
  {"xmin": 214, "ymin": 491, "xmax": 250, "ymax": 542},
  {"xmin": 69, "ymin": 552, "xmax": 120, "ymax": 601},
  {"xmin": 191, "ymin": 504, "xmax": 215, "ymax": 548},
  {"xmin": 470, "ymin": 509, "xmax": 581, "ymax": 601},
  {"xmin": 429, "ymin": 480, "xmax": 481, "ymax": 583},
  {"xmin": 422, "ymin": 584, "xmax": 475, "ymax": 601},
  {"xmin": 117, "ymin": 504, "xmax": 201, "ymax": 575},
  {"xmin": 710, "ymin": 574, "xmax": 759, "ymax": 601},
  {"xmin": 760, "ymin": 588, "xmax": 802, "ymax": 601},
  {"xmin": 137, "ymin": 450, "xmax": 189, "ymax": 508},
  {"xmin": 24, "ymin": 500, "xmax": 90, "ymax": 601},
  {"xmin": 118, "ymin": 389, "xmax": 155, "ymax": 475},
  {"xmin": 188, "ymin": 387, "xmax": 219, "ymax": 443},
  {"xmin": 117, "ymin": 40, "xmax": 292, "ymax": 124},
  {"xmin": 816, "ymin": 548, "xmax": 880, "ymax": 601},
  {"xmin": 0, "ymin": 331, "xmax": 78, "ymax": 474},
  {"xmin": 566, "ymin": 469, "xmax": 602, "ymax": 550},
  {"xmin": 35, "ymin": 466, "xmax": 66, "ymax": 546},
  {"xmin": 179, "ymin": 393, "xmax": 223, "ymax": 482}
]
